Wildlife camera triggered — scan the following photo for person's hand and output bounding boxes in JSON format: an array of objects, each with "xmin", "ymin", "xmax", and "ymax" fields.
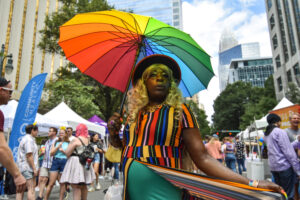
[
  {"xmin": 257, "ymin": 180, "xmax": 283, "ymax": 193},
  {"xmin": 107, "ymin": 112, "xmax": 122, "ymax": 135},
  {"xmin": 59, "ymin": 147, "xmax": 64, "ymax": 153},
  {"xmin": 33, "ymin": 168, "xmax": 38, "ymax": 177},
  {"xmin": 13, "ymin": 172, "xmax": 26, "ymax": 193}
]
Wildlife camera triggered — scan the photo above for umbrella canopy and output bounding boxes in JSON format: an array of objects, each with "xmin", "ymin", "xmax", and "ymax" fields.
[{"xmin": 59, "ymin": 9, "xmax": 214, "ymax": 97}]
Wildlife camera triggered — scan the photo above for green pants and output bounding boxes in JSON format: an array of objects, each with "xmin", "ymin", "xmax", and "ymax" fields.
[{"xmin": 128, "ymin": 161, "xmax": 182, "ymax": 200}]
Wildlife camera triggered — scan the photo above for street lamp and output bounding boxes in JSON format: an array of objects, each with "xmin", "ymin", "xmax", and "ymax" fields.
[{"xmin": 0, "ymin": 44, "xmax": 14, "ymax": 76}]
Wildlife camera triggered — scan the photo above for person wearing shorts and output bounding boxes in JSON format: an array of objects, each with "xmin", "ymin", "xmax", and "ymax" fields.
[
  {"xmin": 44, "ymin": 128, "xmax": 69, "ymax": 200},
  {"xmin": 88, "ymin": 133, "xmax": 105, "ymax": 191},
  {"xmin": 37, "ymin": 127, "xmax": 57, "ymax": 200},
  {"xmin": 16, "ymin": 124, "xmax": 39, "ymax": 200}
]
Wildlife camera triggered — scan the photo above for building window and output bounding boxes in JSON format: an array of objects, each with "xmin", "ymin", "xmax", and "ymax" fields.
[
  {"xmin": 294, "ymin": 63, "xmax": 300, "ymax": 75},
  {"xmin": 276, "ymin": 0, "xmax": 289, "ymax": 62},
  {"xmin": 173, "ymin": 21, "xmax": 179, "ymax": 26},
  {"xmin": 277, "ymin": 77, "xmax": 283, "ymax": 91},
  {"xmin": 244, "ymin": 61, "xmax": 248, "ymax": 66},
  {"xmin": 284, "ymin": 0, "xmax": 297, "ymax": 55},
  {"xmin": 272, "ymin": 35, "xmax": 278, "ymax": 49},
  {"xmin": 275, "ymin": 55, "xmax": 281, "ymax": 68},
  {"xmin": 173, "ymin": 2, "xmax": 179, "ymax": 7},
  {"xmin": 287, "ymin": 70, "xmax": 292, "ymax": 82},
  {"xmin": 174, "ymin": 15, "xmax": 179, "ymax": 20},
  {"xmin": 267, "ymin": 0, "xmax": 272, "ymax": 10},
  {"xmin": 292, "ymin": 0, "xmax": 300, "ymax": 43},
  {"xmin": 270, "ymin": 15, "xmax": 275, "ymax": 30}
]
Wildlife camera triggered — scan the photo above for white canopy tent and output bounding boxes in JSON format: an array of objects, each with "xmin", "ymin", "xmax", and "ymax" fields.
[
  {"xmin": 0, "ymin": 100, "xmax": 68, "ymax": 136},
  {"xmin": 249, "ymin": 97, "xmax": 294, "ymax": 130},
  {"xmin": 44, "ymin": 102, "xmax": 106, "ymax": 136}
]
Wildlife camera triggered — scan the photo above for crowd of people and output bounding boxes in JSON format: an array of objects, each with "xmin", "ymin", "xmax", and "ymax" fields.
[
  {"xmin": 1, "ymin": 53, "xmax": 299, "ymax": 200},
  {"xmin": 13, "ymin": 124, "xmax": 120, "ymax": 200}
]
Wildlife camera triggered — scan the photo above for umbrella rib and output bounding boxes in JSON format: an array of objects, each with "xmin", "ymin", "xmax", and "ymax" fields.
[
  {"xmin": 102, "ymin": 43, "xmax": 138, "ymax": 84},
  {"xmin": 146, "ymin": 27, "xmax": 209, "ymax": 55},
  {"xmin": 147, "ymin": 37, "xmax": 214, "ymax": 74},
  {"xmin": 78, "ymin": 12, "xmax": 140, "ymax": 34}
]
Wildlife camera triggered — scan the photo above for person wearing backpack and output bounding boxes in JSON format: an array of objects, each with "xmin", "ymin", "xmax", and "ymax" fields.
[{"xmin": 60, "ymin": 124, "xmax": 95, "ymax": 200}]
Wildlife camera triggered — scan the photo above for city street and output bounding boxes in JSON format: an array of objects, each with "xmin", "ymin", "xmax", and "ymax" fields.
[{"xmin": 5, "ymin": 177, "xmax": 114, "ymax": 200}]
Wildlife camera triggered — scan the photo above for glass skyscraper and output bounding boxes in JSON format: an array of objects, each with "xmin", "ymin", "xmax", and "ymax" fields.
[
  {"xmin": 106, "ymin": 0, "xmax": 183, "ymax": 30},
  {"xmin": 218, "ymin": 42, "xmax": 261, "ymax": 91},
  {"xmin": 229, "ymin": 57, "xmax": 274, "ymax": 88}
]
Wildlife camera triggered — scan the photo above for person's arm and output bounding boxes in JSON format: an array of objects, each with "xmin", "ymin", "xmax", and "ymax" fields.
[
  {"xmin": 26, "ymin": 152, "xmax": 37, "ymax": 176},
  {"xmin": 275, "ymin": 129, "xmax": 300, "ymax": 175},
  {"xmin": 50, "ymin": 142, "xmax": 62, "ymax": 156},
  {"xmin": 107, "ymin": 112, "xmax": 124, "ymax": 148},
  {"xmin": 183, "ymin": 128, "xmax": 282, "ymax": 192},
  {"xmin": 65, "ymin": 138, "xmax": 79, "ymax": 158},
  {"xmin": 0, "ymin": 132, "xmax": 26, "ymax": 192}
]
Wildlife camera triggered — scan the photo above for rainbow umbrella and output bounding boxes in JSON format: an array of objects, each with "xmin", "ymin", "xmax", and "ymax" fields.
[{"xmin": 58, "ymin": 9, "xmax": 214, "ymax": 97}]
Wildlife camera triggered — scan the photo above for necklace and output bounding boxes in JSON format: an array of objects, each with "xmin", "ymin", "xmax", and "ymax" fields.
[{"xmin": 144, "ymin": 103, "xmax": 165, "ymax": 113}]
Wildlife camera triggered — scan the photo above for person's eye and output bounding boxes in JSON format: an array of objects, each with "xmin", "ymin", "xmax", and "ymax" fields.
[
  {"xmin": 163, "ymin": 73, "xmax": 169, "ymax": 78},
  {"xmin": 149, "ymin": 73, "xmax": 157, "ymax": 77}
]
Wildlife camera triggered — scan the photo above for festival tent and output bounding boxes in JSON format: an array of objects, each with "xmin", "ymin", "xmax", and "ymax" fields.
[
  {"xmin": 249, "ymin": 97, "xmax": 294, "ymax": 130},
  {"xmin": 44, "ymin": 102, "xmax": 106, "ymax": 136},
  {"xmin": 0, "ymin": 100, "xmax": 68, "ymax": 136}
]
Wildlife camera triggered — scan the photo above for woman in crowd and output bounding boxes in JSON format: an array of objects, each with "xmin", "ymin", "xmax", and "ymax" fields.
[
  {"xmin": 60, "ymin": 124, "xmax": 95, "ymax": 200},
  {"xmin": 264, "ymin": 113, "xmax": 300, "ymax": 200},
  {"xmin": 88, "ymin": 133, "xmax": 105, "ymax": 191},
  {"xmin": 205, "ymin": 134, "xmax": 223, "ymax": 163},
  {"xmin": 44, "ymin": 128, "xmax": 69, "ymax": 200},
  {"xmin": 108, "ymin": 54, "xmax": 281, "ymax": 199},
  {"xmin": 223, "ymin": 137, "xmax": 237, "ymax": 172},
  {"xmin": 16, "ymin": 124, "xmax": 39, "ymax": 200}
]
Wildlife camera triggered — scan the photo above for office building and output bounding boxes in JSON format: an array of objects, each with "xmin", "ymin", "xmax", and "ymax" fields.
[
  {"xmin": 0, "ymin": 0, "xmax": 65, "ymax": 98},
  {"xmin": 229, "ymin": 57, "xmax": 274, "ymax": 87},
  {"xmin": 107, "ymin": 0, "xmax": 183, "ymax": 30},
  {"xmin": 265, "ymin": 0, "xmax": 300, "ymax": 100},
  {"xmin": 218, "ymin": 31, "xmax": 261, "ymax": 91}
]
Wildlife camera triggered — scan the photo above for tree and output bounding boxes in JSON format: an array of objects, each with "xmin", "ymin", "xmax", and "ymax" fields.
[
  {"xmin": 37, "ymin": 0, "xmax": 123, "ymax": 121},
  {"xmin": 185, "ymin": 100, "xmax": 211, "ymax": 138},
  {"xmin": 286, "ymin": 82, "xmax": 300, "ymax": 104},
  {"xmin": 212, "ymin": 76, "xmax": 277, "ymax": 131}
]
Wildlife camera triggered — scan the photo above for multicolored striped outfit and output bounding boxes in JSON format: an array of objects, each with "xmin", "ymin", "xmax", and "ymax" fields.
[{"xmin": 122, "ymin": 103, "xmax": 198, "ymax": 199}]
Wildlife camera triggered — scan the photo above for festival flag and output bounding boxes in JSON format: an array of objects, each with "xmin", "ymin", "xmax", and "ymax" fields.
[{"xmin": 9, "ymin": 73, "xmax": 47, "ymax": 160}]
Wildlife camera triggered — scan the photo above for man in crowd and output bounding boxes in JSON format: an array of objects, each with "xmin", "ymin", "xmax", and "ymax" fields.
[
  {"xmin": 66, "ymin": 127, "xmax": 75, "ymax": 141},
  {"xmin": 235, "ymin": 136, "xmax": 246, "ymax": 175},
  {"xmin": 285, "ymin": 113, "xmax": 300, "ymax": 199},
  {"xmin": 0, "ymin": 77, "xmax": 26, "ymax": 193},
  {"xmin": 286, "ymin": 113, "xmax": 300, "ymax": 142},
  {"xmin": 36, "ymin": 127, "xmax": 57, "ymax": 200}
]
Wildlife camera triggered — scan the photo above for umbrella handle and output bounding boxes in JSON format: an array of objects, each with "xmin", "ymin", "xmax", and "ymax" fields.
[{"xmin": 118, "ymin": 90, "xmax": 127, "ymax": 115}]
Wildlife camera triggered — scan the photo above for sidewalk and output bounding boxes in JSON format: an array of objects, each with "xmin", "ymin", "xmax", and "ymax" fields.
[{"xmin": 5, "ymin": 177, "xmax": 113, "ymax": 200}]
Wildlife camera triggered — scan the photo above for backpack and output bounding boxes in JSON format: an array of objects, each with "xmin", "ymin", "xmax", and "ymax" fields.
[{"xmin": 76, "ymin": 138, "xmax": 95, "ymax": 166}]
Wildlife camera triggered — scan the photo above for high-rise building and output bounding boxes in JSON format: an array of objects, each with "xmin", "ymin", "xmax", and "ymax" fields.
[
  {"xmin": 265, "ymin": 0, "xmax": 300, "ymax": 100},
  {"xmin": 0, "ymin": 0, "xmax": 65, "ymax": 98},
  {"xmin": 107, "ymin": 0, "xmax": 183, "ymax": 30},
  {"xmin": 228, "ymin": 57, "xmax": 274, "ymax": 87},
  {"xmin": 218, "ymin": 38, "xmax": 261, "ymax": 91}
]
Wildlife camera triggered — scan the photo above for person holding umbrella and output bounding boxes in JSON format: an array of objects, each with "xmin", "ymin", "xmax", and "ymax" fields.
[{"xmin": 108, "ymin": 54, "xmax": 282, "ymax": 200}]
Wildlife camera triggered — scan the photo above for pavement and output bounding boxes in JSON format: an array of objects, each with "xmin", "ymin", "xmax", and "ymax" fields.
[{"xmin": 4, "ymin": 176, "xmax": 115, "ymax": 200}]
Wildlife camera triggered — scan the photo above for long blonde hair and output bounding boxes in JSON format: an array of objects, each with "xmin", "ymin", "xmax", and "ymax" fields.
[{"xmin": 127, "ymin": 64, "xmax": 182, "ymax": 123}]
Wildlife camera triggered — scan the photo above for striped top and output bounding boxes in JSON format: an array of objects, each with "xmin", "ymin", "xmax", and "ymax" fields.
[{"xmin": 122, "ymin": 103, "xmax": 198, "ymax": 169}]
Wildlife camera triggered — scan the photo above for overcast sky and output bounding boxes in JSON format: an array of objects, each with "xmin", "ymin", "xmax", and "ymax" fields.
[{"xmin": 181, "ymin": 0, "xmax": 272, "ymax": 123}]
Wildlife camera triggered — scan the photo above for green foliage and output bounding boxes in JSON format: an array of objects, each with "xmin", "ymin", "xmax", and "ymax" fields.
[
  {"xmin": 37, "ymin": 0, "xmax": 123, "ymax": 121},
  {"xmin": 212, "ymin": 78, "xmax": 277, "ymax": 131},
  {"xmin": 38, "ymin": 0, "xmax": 113, "ymax": 54},
  {"xmin": 185, "ymin": 100, "xmax": 211, "ymax": 138},
  {"xmin": 286, "ymin": 82, "xmax": 300, "ymax": 104}
]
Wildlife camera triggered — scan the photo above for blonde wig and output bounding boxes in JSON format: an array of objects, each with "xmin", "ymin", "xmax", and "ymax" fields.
[{"xmin": 127, "ymin": 64, "xmax": 183, "ymax": 123}]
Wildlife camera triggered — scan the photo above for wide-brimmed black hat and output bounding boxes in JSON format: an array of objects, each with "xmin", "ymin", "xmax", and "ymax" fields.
[
  {"xmin": 132, "ymin": 54, "xmax": 181, "ymax": 86},
  {"xmin": 267, "ymin": 113, "xmax": 281, "ymax": 124}
]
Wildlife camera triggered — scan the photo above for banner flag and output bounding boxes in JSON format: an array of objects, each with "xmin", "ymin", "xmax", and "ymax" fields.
[{"xmin": 9, "ymin": 73, "xmax": 47, "ymax": 161}]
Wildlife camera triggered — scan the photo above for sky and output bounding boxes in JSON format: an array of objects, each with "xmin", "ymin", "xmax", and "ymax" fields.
[{"xmin": 181, "ymin": 0, "xmax": 272, "ymax": 123}]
